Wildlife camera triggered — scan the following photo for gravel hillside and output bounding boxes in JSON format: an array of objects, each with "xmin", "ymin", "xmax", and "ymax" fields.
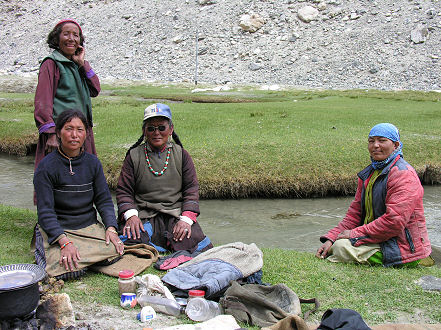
[{"xmin": 0, "ymin": 0, "xmax": 440, "ymax": 91}]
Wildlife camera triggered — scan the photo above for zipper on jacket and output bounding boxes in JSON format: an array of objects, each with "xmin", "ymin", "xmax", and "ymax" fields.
[
  {"xmin": 405, "ymin": 228, "xmax": 415, "ymax": 253},
  {"xmin": 349, "ymin": 236, "xmax": 369, "ymax": 245}
]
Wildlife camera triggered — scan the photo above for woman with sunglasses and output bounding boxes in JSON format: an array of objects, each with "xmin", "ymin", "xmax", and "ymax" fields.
[{"xmin": 116, "ymin": 103, "xmax": 213, "ymax": 255}]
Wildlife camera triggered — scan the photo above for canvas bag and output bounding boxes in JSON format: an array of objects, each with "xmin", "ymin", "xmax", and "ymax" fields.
[{"xmin": 219, "ymin": 281, "xmax": 319, "ymax": 328}]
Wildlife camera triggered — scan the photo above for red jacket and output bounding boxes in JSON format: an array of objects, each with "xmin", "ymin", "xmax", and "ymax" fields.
[{"xmin": 321, "ymin": 156, "xmax": 431, "ymax": 266}]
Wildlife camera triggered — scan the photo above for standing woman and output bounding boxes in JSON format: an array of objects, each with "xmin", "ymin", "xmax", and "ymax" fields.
[
  {"xmin": 33, "ymin": 110, "xmax": 123, "ymax": 280},
  {"xmin": 34, "ymin": 19, "xmax": 100, "ymax": 170}
]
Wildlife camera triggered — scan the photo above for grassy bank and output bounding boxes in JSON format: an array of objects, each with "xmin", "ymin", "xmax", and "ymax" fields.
[
  {"xmin": 1, "ymin": 83, "xmax": 441, "ymax": 198},
  {"xmin": 1, "ymin": 204, "xmax": 440, "ymax": 326}
]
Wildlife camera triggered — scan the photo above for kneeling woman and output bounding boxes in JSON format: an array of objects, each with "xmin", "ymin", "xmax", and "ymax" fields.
[
  {"xmin": 316, "ymin": 123, "xmax": 432, "ymax": 267},
  {"xmin": 33, "ymin": 110, "xmax": 124, "ymax": 279}
]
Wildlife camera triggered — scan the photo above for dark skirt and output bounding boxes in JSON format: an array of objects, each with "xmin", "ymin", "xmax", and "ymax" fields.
[{"xmin": 122, "ymin": 213, "xmax": 212, "ymax": 253}]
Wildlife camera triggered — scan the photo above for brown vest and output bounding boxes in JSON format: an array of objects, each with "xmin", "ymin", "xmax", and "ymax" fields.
[{"xmin": 130, "ymin": 142, "xmax": 183, "ymax": 219}]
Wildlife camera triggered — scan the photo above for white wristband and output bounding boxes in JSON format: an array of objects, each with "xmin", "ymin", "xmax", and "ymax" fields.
[
  {"xmin": 179, "ymin": 215, "xmax": 194, "ymax": 226},
  {"xmin": 124, "ymin": 209, "xmax": 138, "ymax": 221}
]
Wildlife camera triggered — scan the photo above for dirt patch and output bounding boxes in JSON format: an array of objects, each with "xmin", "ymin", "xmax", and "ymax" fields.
[{"xmin": 72, "ymin": 301, "xmax": 185, "ymax": 330}]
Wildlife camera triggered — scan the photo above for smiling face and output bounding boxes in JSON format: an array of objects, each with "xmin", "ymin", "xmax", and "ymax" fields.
[
  {"xmin": 144, "ymin": 117, "xmax": 173, "ymax": 150},
  {"xmin": 58, "ymin": 23, "xmax": 80, "ymax": 59},
  {"xmin": 58, "ymin": 117, "xmax": 86, "ymax": 157},
  {"xmin": 368, "ymin": 136, "xmax": 400, "ymax": 161}
]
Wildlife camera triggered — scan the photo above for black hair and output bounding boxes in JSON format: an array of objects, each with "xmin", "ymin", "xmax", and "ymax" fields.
[
  {"xmin": 47, "ymin": 22, "xmax": 85, "ymax": 50},
  {"xmin": 125, "ymin": 118, "xmax": 183, "ymax": 157},
  {"xmin": 55, "ymin": 109, "xmax": 88, "ymax": 133}
]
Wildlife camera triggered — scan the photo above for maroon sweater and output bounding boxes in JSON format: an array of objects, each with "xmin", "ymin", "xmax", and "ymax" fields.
[{"xmin": 33, "ymin": 58, "xmax": 100, "ymax": 170}]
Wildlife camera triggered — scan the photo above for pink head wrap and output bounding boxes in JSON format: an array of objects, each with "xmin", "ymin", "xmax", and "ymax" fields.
[{"xmin": 54, "ymin": 19, "xmax": 82, "ymax": 34}]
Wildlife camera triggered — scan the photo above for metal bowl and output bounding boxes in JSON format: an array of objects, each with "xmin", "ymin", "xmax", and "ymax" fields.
[{"xmin": 0, "ymin": 264, "xmax": 46, "ymax": 320}]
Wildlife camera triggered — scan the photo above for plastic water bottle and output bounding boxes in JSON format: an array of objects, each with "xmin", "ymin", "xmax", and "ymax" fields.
[
  {"xmin": 137, "ymin": 295, "xmax": 183, "ymax": 317},
  {"xmin": 185, "ymin": 297, "xmax": 222, "ymax": 322}
]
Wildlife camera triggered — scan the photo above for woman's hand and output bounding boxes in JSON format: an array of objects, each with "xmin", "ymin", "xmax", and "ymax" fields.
[
  {"xmin": 336, "ymin": 230, "xmax": 352, "ymax": 240},
  {"xmin": 46, "ymin": 133, "xmax": 59, "ymax": 154},
  {"xmin": 173, "ymin": 220, "xmax": 191, "ymax": 242},
  {"xmin": 106, "ymin": 227, "xmax": 124, "ymax": 255},
  {"xmin": 123, "ymin": 215, "xmax": 145, "ymax": 240},
  {"xmin": 59, "ymin": 238, "xmax": 81, "ymax": 271},
  {"xmin": 72, "ymin": 45, "xmax": 85, "ymax": 67},
  {"xmin": 315, "ymin": 240, "xmax": 333, "ymax": 259}
]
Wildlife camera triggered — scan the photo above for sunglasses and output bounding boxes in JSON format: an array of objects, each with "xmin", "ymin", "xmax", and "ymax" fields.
[{"xmin": 146, "ymin": 125, "xmax": 167, "ymax": 132}]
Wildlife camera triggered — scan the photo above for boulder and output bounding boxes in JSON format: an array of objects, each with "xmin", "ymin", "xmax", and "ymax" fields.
[{"xmin": 36, "ymin": 293, "xmax": 75, "ymax": 329}]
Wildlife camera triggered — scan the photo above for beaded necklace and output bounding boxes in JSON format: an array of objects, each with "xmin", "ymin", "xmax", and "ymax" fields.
[{"xmin": 144, "ymin": 144, "xmax": 171, "ymax": 176}]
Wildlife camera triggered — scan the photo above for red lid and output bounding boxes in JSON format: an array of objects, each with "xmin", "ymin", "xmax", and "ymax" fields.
[
  {"xmin": 188, "ymin": 289, "xmax": 205, "ymax": 297},
  {"xmin": 119, "ymin": 269, "xmax": 134, "ymax": 279}
]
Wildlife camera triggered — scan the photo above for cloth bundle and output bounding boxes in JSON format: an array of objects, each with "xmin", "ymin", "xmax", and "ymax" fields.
[{"xmin": 161, "ymin": 242, "xmax": 263, "ymax": 298}]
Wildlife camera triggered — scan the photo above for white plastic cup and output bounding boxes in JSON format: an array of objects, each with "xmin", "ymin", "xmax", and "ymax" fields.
[{"xmin": 138, "ymin": 306, "xmax": 156, "ymax": 322}]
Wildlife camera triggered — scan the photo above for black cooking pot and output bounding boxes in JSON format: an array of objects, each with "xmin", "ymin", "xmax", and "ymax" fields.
[{"xmin": 0, "ymin": 264, "xmax": 46, "ymax": 320}]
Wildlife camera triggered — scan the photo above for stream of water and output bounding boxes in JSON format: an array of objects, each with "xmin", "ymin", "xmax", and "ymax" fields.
[{"xmin": 1, "ymin": 154, "xmax": 439, "ymax": 251}]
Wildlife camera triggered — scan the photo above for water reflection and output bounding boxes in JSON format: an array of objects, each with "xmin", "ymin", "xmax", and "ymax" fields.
[{"xmin": 1, "ymin": 154, "xmax": 439, "ymax": 251}]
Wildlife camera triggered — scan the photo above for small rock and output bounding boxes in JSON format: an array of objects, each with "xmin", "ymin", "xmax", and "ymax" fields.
[
  {"xmin": 410, "ymin": 24, "xmax": 429, "ymax": 44},
  {"xmin": 75, "ymin": 312, "xmax": 86, "ymax": 320},
  {"xmin": 198, "ymin": 47, "xmax": 208, "ymax": 55},
  {"xmin": 239, "ymin": 13, "xmax": 265, "ymax": 32},
  {"xmin": 198, "ymin": 0, "xmax": 215, "ymax": 5},
  {"xmin": 350, "ymin": 13, "xmax": 360, "ymax": 20},
  {"xmin": 298, "ymin": 6, "xmax": 319, "ymax": 23},
  {"xmin": 416, "ymin": 276, "xmax": 441, "ymax": 291},
  {"xmin": 317, "ymin": 2, "xmax": 327, "ymax": 11},
  {"xmin": 172, "ymin": 35, "xmax": 184, "ymax": 44},
  {"xmin": 249, "ymin": 62, "xmax": 263, "ymax": 71}
]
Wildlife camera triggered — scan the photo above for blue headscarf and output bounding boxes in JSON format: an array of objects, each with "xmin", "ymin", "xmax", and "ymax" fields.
[{"xmin": 369, "ymin": 123, "xmax": 403, "ymax": 169}]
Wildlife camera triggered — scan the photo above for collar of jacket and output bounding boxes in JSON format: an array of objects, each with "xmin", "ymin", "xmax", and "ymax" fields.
[{"xmin": 357, "ymin": 154, "xmax": 401, "ymax": 181}]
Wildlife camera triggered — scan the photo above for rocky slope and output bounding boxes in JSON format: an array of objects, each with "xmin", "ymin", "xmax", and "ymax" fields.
[{"xmin": 0, "ymin": 0, "xmax": 440, "ymax": 91}]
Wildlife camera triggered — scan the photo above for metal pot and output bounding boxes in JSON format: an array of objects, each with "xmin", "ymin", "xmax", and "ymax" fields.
[{"xmin": 0, "ymin": 264, "xmax": 46, "ymax": 320}]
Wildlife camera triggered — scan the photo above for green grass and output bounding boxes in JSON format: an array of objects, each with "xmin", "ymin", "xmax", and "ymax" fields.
[
  {"xmin": 1, "ymin": 84, "xmax": 440, "ymax": 198},
  {"xmin": 1, "ymin": 204, "xmax": 440, "ymax": 326}
]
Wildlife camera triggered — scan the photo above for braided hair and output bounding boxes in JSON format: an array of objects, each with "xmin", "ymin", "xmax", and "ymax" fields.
[{"xmin": 125, "ymin": 119, "xmax": 183, "ymax": 157}]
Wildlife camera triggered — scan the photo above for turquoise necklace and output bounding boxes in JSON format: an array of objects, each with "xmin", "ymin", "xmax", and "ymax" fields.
[{"xmin": 144, "ymin": 144, "xmax": 171, "ymax": 176}]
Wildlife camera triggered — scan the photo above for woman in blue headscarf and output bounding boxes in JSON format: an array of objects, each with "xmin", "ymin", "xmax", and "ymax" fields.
[{"xmin": 316, "ymin": 123, "xmax": 432, "ymax": 267}]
